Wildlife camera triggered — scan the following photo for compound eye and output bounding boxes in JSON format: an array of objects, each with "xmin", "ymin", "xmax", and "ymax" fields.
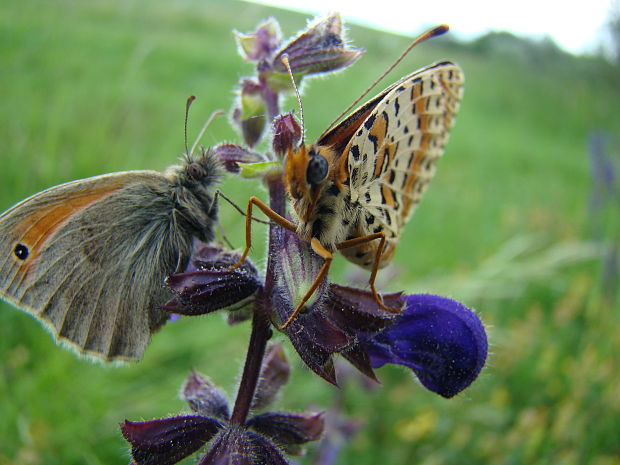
[
  {"xmin": 306, "ymin": 154, "xmax": 328, "ymax": 185},
  {"xmin": 188, "ymin": 162, "xmax": 207, "ymax": 180}
]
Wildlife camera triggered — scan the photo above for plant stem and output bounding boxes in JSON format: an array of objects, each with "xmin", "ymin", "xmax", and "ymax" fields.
[{"xmin": 230, "ymin": 305, "xmax": 271, "ymax": 425}]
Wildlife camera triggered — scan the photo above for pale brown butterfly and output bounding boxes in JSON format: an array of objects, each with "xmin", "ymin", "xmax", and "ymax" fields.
[
  {"xmin": 233, "ymin": 25, "xmax": 464, "ymax": 328},
  {"xmin": 0, "ymin": 98, "xmax": 222, "ymax": 361}
]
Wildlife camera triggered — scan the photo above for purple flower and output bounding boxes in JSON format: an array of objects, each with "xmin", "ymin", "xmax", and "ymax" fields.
[
  {"xmin": 268, "ymin": 227, "xmax": 488, "ymax": 396},
  {"xmin": 364, "ymin": 294, "xmax": 488, "ymax": 398},
  {"xmin": 270, "ymin": 13, "xmax": 363, "ymax": 76},
  {"xmin": 121, "ymin": 346, "xmax": 324, "ymax": 465}
]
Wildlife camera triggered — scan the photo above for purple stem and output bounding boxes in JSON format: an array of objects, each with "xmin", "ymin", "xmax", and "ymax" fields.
[
  {"xmin": 229, "ymin": 87, "xmax": 285, "ymax": 427},
  {"xmin": 230, "ymin": 301, "xmax": 271, "ymax": 425}
]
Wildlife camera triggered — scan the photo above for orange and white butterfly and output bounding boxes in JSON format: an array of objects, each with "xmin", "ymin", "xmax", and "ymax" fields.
[{"xmin": 234, "ymin": 27, "xmax": 464, "ymax": 329}]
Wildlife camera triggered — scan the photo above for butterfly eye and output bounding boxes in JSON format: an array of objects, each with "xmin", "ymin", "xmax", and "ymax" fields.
[
  {"xmin": 188, "ymin": 162, "xmax": 207, "ymax": 180},
  {"xmin": 306, "ymin": 154, "xmax": 328, "ymax": 185}
]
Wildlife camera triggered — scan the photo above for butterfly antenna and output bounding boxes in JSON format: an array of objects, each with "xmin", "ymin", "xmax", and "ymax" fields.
[
  {"xmin": 326, "ymin": 24, "xmax": 449, "ymax": 132},
  {"xmin": 189, "ymin": 109, "xmax": 225, "ymax": 157},
  {"xmin": 281, "ymin": 54, "xmax": 305, "ymax": 143},
  {"xmin": 184, "ymin": 95, "xmax": 196, "ymax": 159}
]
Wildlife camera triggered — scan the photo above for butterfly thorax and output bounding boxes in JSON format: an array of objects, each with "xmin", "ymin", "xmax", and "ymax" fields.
[{"xmin": 284, "ymin": 143, "xmax": 358, "ymax": 250}]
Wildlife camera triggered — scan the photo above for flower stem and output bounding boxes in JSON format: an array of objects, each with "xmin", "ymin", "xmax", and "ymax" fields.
[{"xmin": 230, "ymin": 306, "xmax": 271, "ymax": 425}]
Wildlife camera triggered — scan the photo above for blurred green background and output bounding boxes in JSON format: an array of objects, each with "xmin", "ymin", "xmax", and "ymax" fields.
[{"xmin": 1, "ymin": 0, "xmax": 619, "ymax": 464}]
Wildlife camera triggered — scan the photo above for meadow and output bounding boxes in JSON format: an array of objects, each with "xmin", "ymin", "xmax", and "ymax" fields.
[{"xmin": 1, "ymin": 0, "xmax": 619, "ymax": 464}]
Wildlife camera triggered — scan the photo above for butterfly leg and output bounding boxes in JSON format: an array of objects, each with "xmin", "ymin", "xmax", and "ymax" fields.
[
  {"xmin": 229, "ymin": 196, "xmax": 297, "ymax": 270},
  {"xmin": 279, "ymin": 238, "xmax": 333, "ymax": 330},
  {"xmin": 214, "ymin": 190, "xmax": 270, "ymax": 225},
  {"xmin": 336, "ymin": 232, "xmax": 402, "ymax": 314}
]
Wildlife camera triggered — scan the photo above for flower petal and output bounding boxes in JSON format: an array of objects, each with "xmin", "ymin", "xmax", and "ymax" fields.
[
  {"xmin": 247, "ymin": 412, "xmax": 324, "ymax": 446},
  {"xmin": 212, "ymin": 144, "xmax": 266, "ymax": 174},
  {"xmin": 121, "ymin": 416, "xmax": 222, "ymax": 465},
  {"xmin": 182, "ymin": 370, "xmax": 230, "ymax": 420},
  {"xmin": 366, "ymin": 294, "xmax": 488, "ymax": 398}
]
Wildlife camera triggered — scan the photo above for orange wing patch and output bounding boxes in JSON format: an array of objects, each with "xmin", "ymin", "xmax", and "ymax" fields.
[{"xmin": 10, "ymin": 183, "xmax": 127, "ymax": 287}]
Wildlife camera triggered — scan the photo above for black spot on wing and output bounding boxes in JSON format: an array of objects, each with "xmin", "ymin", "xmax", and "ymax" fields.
[
  {"xmin": 384, "ymin": 209, "xmax": 392, "ymax": 226},
  {"xmin": 364, "ymin": 114, "xmax": 377, "ymax": 130},
  {"xmin": 351, "ymin": 167, "xmax": 359, "ymax": 185},
  {"xmin": 351, "ymin": 144, "xmax": 361, "ymax": 161},
  {"xmin": 365, "ymin": 214, "xmax": 375, "ymax": 226},
  {"xmin": 368, "ymin": 134, "xmax": 378, "ymax": 153},
  {"xmin": 14, "ymin": 243, "xmax": 29, "ymax": 260},
  {"xmin": 394, "ymin": 98, "xmax": 400, "ymax": 116}
]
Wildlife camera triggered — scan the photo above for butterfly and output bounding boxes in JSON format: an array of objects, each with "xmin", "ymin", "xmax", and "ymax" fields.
[
  {"xmin": 233, "ymin": 27, "xmax": 464, "ymax": 328},
  {"xmin": 0, "ymin": 103, "xmax": 222, "ymax": 362}
]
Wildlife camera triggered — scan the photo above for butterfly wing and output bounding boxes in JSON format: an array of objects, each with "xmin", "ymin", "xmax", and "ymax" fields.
[
  {"xmin": 347, "ymin": 62, "xmax": 463, "ymax": 235},
  {"xmin": 0, "ymin": 171, "xmax": 192, "ymax": 361}
]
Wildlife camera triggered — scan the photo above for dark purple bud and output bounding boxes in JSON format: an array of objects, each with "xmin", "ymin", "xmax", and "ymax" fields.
[
  {"xmin": 235, "ymin": 19, "xmax": 282, "ymax": 61},
  {"xmin": 247, "ymin": 412, "xmax": 324, "ymax": 446},
  {"xmin": 182, "ymin": 370, "xmax": 230, "ymax": 420},
  {"xmin": 120, "ymin": 416, "xmax": 222, "ymax": 465},
  {"xmin": 365, "ymin": 294, "xmax": 488, "ymax": 398},
  {"xmin": 252, "ymin": 344, "xmax": 291, "ymax": 410},
  {"xmin": 164, "ymin": 245, "xmax": 260, "ymax": 316},
  {"xmin": 272, "ymin": 112, "xmax": 302, "ymax": 156},
  {"xmin": 164, "ymin": 269, "xmax": 259, "ymax": 315},
  {"xmin": 272, "ymin": 13, "xmax": 363, "ymax": 76},
  {"xmin": 212, "ymin": 143, "xmax": 266, "ymax": 174}
]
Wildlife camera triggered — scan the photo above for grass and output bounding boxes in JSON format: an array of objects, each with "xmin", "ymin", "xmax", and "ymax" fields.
[{"xmin": 1, "ymin": 0, "xmax": 619, "ymax": 464}]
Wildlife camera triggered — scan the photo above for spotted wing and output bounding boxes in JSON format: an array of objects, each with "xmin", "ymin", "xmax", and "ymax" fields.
[{"xmin": 346, "ymin": 61, "xmax": 464, "ymax": 237}]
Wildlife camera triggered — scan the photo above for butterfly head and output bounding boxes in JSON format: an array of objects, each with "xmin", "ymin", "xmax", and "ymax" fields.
[{"xmin": 284, "ymin": 143, "xmax": 331, "ymax": 222}]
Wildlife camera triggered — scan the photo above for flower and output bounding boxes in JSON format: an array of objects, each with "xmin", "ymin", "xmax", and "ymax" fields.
[
  {"xmin": 271, "ymin": 13, "xmax": 363, "ymax": 76},
  {"xmin": 363, "ymin": 294, "xmax": 489, "ymax": 398},
  {"xmin": 121, "ymin": 345, "xmax": 324, "ymax": 465},
  {"xmin": 269, "ymin": 228, "xmax": 488, "ymax": 396}
]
